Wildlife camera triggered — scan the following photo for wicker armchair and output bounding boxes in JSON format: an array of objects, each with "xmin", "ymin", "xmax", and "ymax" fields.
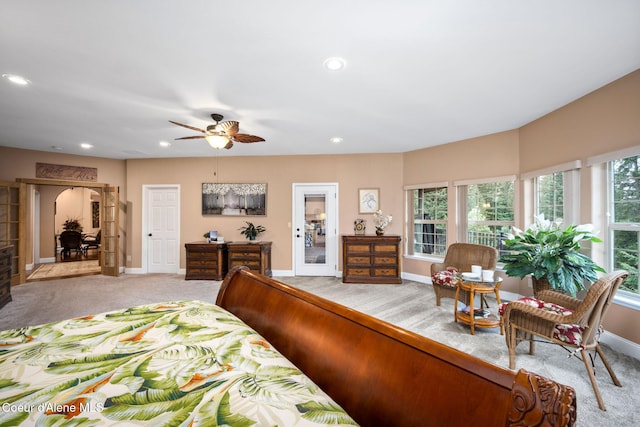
[
  {"xmin": 430, "ymin": 243, "xmax": 498, "ymax": 306},
  {"xmin": 500, "ymin": 270, "xmax": 628, "ymax": 411}
]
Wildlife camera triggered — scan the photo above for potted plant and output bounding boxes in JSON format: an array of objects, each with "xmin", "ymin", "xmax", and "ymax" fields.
[
  {"xmin": 62, "ymin": 217, "xmax": 83, "ymax": 232},
  {"xmin": 239, "ymin": 221, "xmax": 266, "ymax": 241},
  {"xmin": 373, "ymin": 209, "xmax": 392, "ymax": 236},
  {"xmin": 499, "ymin": 214, "xmax": 605, "ymax": 296}
]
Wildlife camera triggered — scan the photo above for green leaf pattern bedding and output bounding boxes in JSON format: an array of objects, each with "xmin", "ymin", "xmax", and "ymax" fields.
[{"xmin": 0, "ymin": 300, "xmax": 358, "ymax": 426}]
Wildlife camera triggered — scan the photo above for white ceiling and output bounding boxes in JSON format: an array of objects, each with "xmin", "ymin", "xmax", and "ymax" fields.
[{"xmin": 1, "ymin": 1, "xmax": 639, "ymax": 159}]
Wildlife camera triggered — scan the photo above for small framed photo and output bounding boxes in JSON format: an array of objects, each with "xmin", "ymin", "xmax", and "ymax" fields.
[{"xmin": 359, "ymin": 188, "xmax": 379, "ymax": 213}]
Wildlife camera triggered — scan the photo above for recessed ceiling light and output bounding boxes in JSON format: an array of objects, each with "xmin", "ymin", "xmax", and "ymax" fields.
[
  {"xmin": 2, "ymin": 73, "xmax": 30, "ymax": 86},
  {"xmin": 159, "ymin": 141, "xmax": 171, "ymax": 147},
  {"xmin": 329, "ymin": 137, "xmax": 343, "ymax": 144},
  {"xmin": 323, "ymin": 57, "xmax": 346, "ymax": 71},
  {"xmin": 80, "ymin": 143, "xmax": 93, "ymax": 149},
  {"xmin": 50, "ymin": 145, "xmax": 63, "ymax": 151}
]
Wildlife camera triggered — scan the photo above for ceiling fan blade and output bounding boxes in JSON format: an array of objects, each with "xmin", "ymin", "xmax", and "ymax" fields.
[
  {"xmin": 233, "ymin": 134, "xmax": 265, "ymax": 143},
  {"xmin": 217, "ymin": 121, "xmax": 239, "ymax": 136},
  {"xmin": 224, "ymin": 141, "xmax": 234, "ymax": 150},
  {"xmin": 169, "ymin": 120, "xmax": 206, "ymax": 133},
  {"xmin": 175, "ymin": 135, "xmax": 205, "ymax": 140}
]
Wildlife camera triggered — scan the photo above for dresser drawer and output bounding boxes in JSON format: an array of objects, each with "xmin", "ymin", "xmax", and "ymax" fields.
[
  {"xmin": 374, "ymin": 244, "xmax": 397, "ymax": 253},
  {"xmin": 188, "ymin": 251, "xmax": 217, "ymax": 260},
  {"xmin": 230, "ymin": 259, "xmax": 261, "ymax": 269},
  {"xmin": 347, "ymin": 256, "xmax": 371, "ymax": 265},
  {"xmin": 187, "ymin": 259, "xmax": 217, "ymax": 267},
  {"xmin": 186, "ymin": 267, "xmax": 216, "ymax": 275},
  {"xmin": 347, "ymin": 244, "xmax": 371, "ymax": 254},
  {"xmin": 230, "ymin": 252, "xmax": 261, "ymax": 260},
  {"xmin": 373, "ymin": 267, "xmax": 398, "ymax": 277},
  {"xmin": 373, "ymin": 256, "xmax": 397, "ymax": 265},
  {"xmin": 345, "ymin": 267, "xmax": 371, "ymax": 277}
]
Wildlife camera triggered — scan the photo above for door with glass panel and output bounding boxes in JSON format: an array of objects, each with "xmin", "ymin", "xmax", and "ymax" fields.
[{"xmin": 293, "ymin": 184, "xmax": 337, "ymax": 276}]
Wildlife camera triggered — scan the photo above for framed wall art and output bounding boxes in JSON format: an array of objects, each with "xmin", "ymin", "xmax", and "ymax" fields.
[
  {"xmin": 202, "ymin": 183, "xmax": 267, "ymax": 216},
  {"xmin": 358, "ymin": 188, "xmax": 379, "ymax": 213},
  {"xmin": 91, "ymin": 201, "xmax": 100, "ymax": 228}
]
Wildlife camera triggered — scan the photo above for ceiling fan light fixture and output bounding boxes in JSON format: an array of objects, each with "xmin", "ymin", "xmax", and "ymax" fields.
[{"xmin": 205, "ymin": 134, "xmax": 230, "ymax": 149}]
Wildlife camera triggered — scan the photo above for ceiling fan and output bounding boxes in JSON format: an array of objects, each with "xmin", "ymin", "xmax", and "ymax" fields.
[{"xmin": 169, "ymin": 113, "xmax": 265, "ymax": 150}]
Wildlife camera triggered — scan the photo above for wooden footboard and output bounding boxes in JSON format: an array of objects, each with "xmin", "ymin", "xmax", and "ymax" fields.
[{"xmin": 216, "ymin": 267, "xmax": 577, "ymax": 427}]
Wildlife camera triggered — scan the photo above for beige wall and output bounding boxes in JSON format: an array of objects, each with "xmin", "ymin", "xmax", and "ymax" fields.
[{"xmin": 125, "ymin": 154, "xmax": 404, "ymax": 271}]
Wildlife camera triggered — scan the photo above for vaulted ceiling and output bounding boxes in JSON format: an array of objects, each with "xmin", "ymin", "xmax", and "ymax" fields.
[{"xmin": 1, "ymin": 1, "xmax": 639, "ymax": 159}]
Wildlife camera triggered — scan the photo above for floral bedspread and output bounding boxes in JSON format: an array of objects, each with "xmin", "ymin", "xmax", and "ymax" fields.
[{"xmin": 0, "ymin": 300, "xmax": 358, "ymax": 426}]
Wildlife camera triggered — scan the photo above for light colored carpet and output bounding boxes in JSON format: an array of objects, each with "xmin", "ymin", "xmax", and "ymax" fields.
[
  {"xmin": 27, "ymin": 260, "xmax": 101, "ymax": 281},
  {"xmin": 1, "ymin": 274, "xmax": 638, "ymax": 426}
]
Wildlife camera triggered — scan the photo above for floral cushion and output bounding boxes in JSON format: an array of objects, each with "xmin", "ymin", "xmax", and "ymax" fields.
[
  {"xmin": 552, "ymin": 323, "xmax": 586, "ymax": 346},
  {"xmin": 432, "ymin": 267, "xmax": 460, "ymax": 288},
  {"xmin": 498, "ymin": 296, "xmax": 573, "ymax": 317}
]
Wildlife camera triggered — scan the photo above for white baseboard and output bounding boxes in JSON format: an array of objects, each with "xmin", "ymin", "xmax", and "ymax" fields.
[
  {"xmin": 124, "ymin": 267, "xmax": 146, "ymax": 274},
  {"xmin": 39, "ymin": 257, "xmax": 56, "ymax": 264},
  {"xmin": 601, "ymin": 331, "xmax": 640, "ymax": 361},
  {"xmin": 402, "ymin": 272, "xmax": 429, "ymax": 284}
]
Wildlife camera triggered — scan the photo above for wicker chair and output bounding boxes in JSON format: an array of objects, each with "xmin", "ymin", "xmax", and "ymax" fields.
[
  {"xmin": 430, "ymin": 243, "xmax": 498, "ymax": 306},
  {"xmin": 501, "ymin": 270, "xmax": 629, "ymax": 411}
]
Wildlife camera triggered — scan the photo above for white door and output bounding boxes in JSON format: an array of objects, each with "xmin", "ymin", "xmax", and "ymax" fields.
[
  {"xmin": 144, "ymin": 185, "xmax": 180, "ymax": 273},
  {"xmin": 293, "ymin": 183, "xmax": 338, "ymax": 276}
]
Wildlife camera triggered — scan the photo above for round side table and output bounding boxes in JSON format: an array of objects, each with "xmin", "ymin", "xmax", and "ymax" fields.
[{"xmin": 454, "ymin": 278, "xmax": 503, "ymax": 335}]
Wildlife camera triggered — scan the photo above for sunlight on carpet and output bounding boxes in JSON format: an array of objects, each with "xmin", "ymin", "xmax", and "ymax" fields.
[{"xmin": 27, "ymin": 260, "xmax": 101, "ymax": 281}]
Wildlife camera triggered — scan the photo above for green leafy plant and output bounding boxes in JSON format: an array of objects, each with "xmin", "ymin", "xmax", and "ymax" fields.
[
  {"xmin": 62, "ymin": 217, "xmax": 83, "ymax": 232},
  {"xmin": 238, "ymin": 221, "xmax": 266, "ymax": 240},
  {"xmin": 499, "ymin": 214, "xmax": 605, "ymax": 296}
]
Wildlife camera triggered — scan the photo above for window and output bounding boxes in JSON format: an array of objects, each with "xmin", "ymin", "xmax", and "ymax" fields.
[
  {"xmin": 522, "ymin": 161, "xmax": 581, "ymax": 228},
  {"xmin": 536, "ymin": 172, "xmax": 564, "ymax": 222},
  {"xmin": 609, "ymin": 155, "xmax": 640, "ymax": 297},
  {"xmin": 407, "ymin": 186, "xmax": 448, "ymax": 256},
  {"xmin": 458, "ymin": 179, "xmax": 514, "ymax": 256}
]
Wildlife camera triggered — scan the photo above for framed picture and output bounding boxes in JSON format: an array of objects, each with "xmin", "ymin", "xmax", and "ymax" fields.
[
  {"xmin": 91, "ymin": 201, "xmax": 100, "ymax": 228},
  {"xmin": 358, "ymin": 188, "xmax": 379, "ymax": 213},
  {"xmin": 202, "ymin": 183, "xmax": 267, "ymax": 216}
]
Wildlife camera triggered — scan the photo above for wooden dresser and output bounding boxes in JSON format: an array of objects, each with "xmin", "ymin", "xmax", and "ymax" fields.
[
  {"xmin": 184, "ymin": 242, "xmax": 229, "ymax": 280},
  {"xmin": 0, "ymin": 245, "xmax": 13, "ymax": 309},
  {"xmin": 342, "ymin": 235, "xmax": 401, "ymax": 284},
  {"xmin": 227, "ymin": 241, "xmax": 272, "ymax": 277}
]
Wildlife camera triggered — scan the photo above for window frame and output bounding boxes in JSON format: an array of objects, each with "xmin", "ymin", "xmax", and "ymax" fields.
[
  {"xmin": 454, "ymin": 175, "xmax": 516, "ymax": 255},
  {"xmin": 521, "ymin": 160, "xmax": 581, "ymax": 228},
  {"xmin": 588, "ymin": 145, "xmax": 640, "ymax": 309},
  {"xmin": 404, "ymin": 182, "xmax": 449, "ymax": 260}
]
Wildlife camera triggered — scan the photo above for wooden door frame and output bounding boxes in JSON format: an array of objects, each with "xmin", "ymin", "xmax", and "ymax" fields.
[{"xmin": 16, "ymin": 178, "xmax": 118, "ymax": 279}]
